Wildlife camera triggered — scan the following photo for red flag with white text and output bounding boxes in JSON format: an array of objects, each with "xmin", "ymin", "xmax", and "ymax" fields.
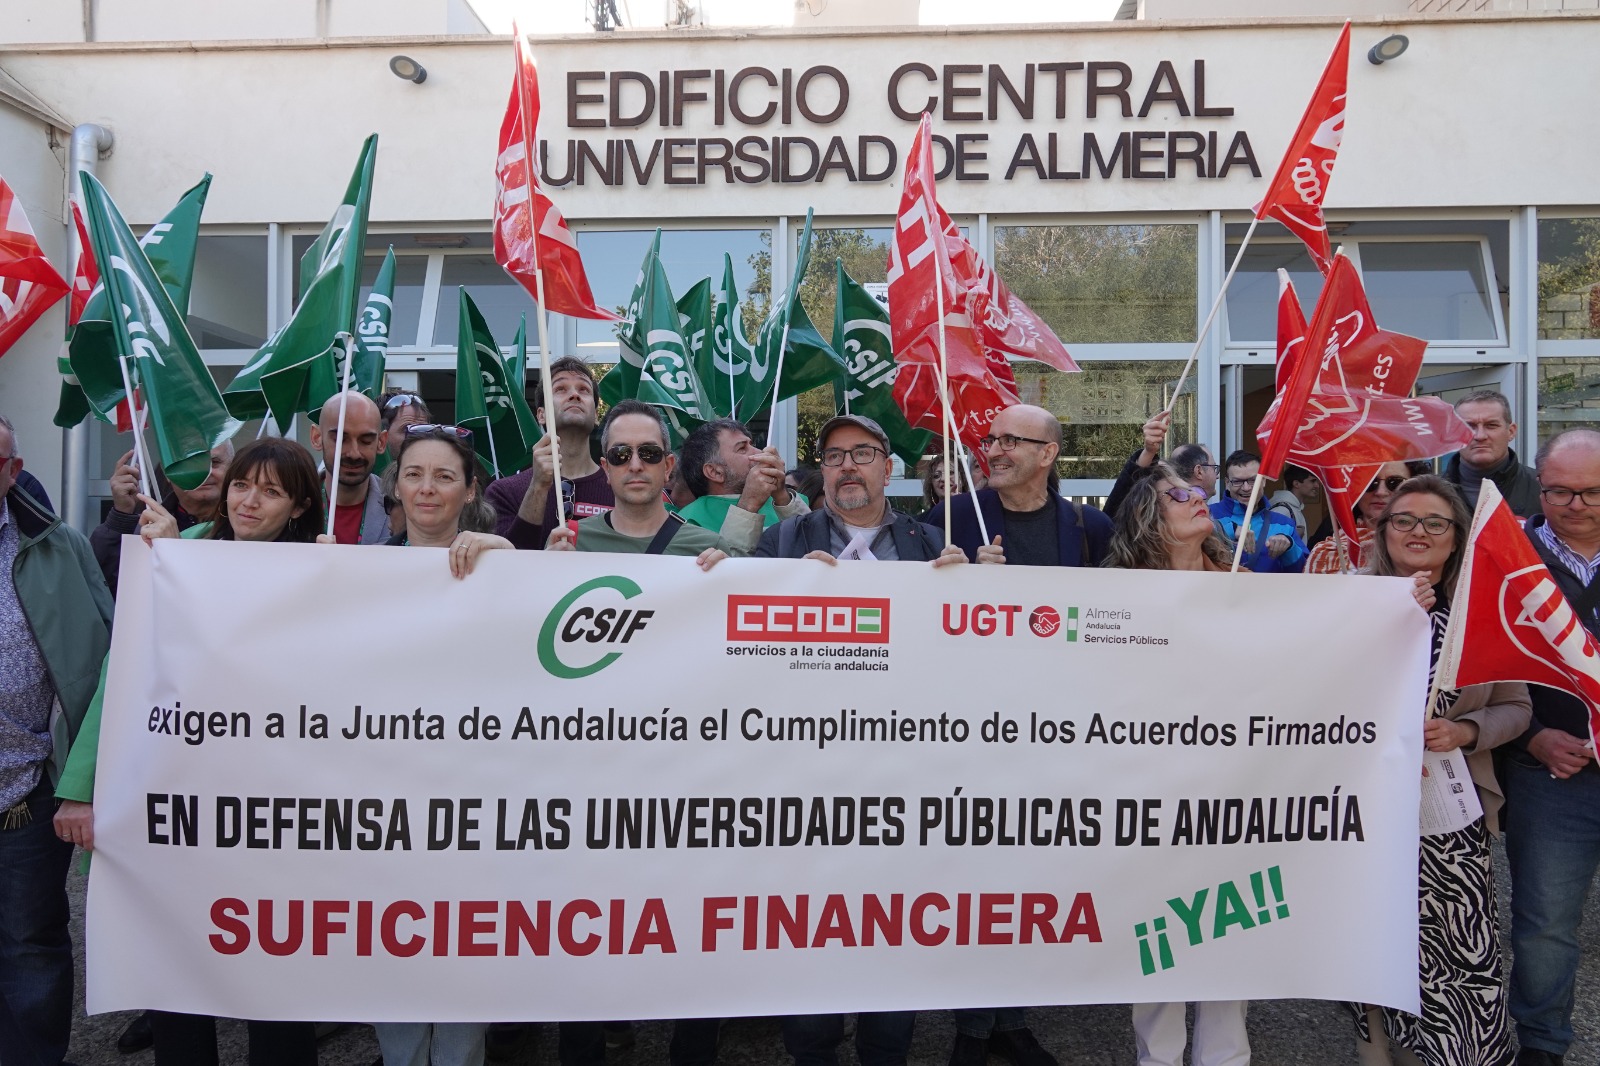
[
  {"xmin": 494, "ymin": 32, "xmax": 618, "ymax": 322},
  {"xmin": 888, "ymin": 114, "xmax": 1017, "ymax": 456},
  {"xmin": 0, "ymin": 176, "xmax": 69, "ymax": 360},
  {"xmin": 1253, "ymin": 23, "xmax": 1351, "ymax": 275},
  {"xmin": 1438, "ymin": 480, "xmax": 1600, "ymax": 748}
]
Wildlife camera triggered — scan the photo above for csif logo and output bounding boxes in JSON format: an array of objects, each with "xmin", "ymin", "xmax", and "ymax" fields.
[
  {"xmin": 726, "ymin": 595, "xmax": 888, "ymax": 643},
  {"xmin": 537, "ymin": 576, "xmax": 655, "ymax": 679}
]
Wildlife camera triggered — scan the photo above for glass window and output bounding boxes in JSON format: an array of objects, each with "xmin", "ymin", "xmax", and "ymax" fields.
[
  {"xmin": 1012, "ymin": 360, "xmax": 1198, "ymax": 480},
  {"xmin": 1359, "ymin": 241, "xmax": 1497, "ymax": 341},
  {"xmin": 188, "ymin": 236, "xmax": 268, "ymax": 349},
  {"xmin": 432, "ymin": 254, "xmax": 536, "ymax": 346},
  {"xmin": 1539, "ymin": 218, "xmax": 1600, "ymax": 341},
  {"xmin": 1538, "ymin": 356, "xmax": 1600, "ymax": 445},
  {"xmin": 993, "ymin": 225, "xmax": 1198, "ymax": 344},
  {"xmin": 573, "ymin": 229, "xmax": 770, "ymax": 358},
  {"xmin": 1222, "ymin": 242, "xmax": 1323, "ymax": 345}
]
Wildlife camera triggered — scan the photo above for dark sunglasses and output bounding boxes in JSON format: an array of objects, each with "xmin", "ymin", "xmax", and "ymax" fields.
[
  {"xmin": 604, "ymin": 443, "xmax": 667, "ymax": 466},
  {"xmin": 404, "ymin": 423, "xmax": 474, "ymax": 443},
  {"xmin": 1364, "ymin": 475, "xmax": 1407, "ymax": 495}
]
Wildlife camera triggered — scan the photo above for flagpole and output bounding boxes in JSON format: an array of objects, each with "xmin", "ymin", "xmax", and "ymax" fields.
[
  {"xmin": 116, "ymin": 356, "xmax": 155, "ymax": 500},
  {"xmin": 933, "ymin": 252, "xmax": 954, "ymax": 547},
  {"xmin": 1229, "ymin": 472, "xmax": 1266, "ymax": 574},
  {"xmin": 1166, "ymin": 215, "xmax": 1260, "ymax": 416},
  {"xmin": 324, "ymin": 335, "xmax": 355, "ymax": 540},
  {"xmin": 766, "ymin": 317, "xmax": 794, "ymax": 444},
  {"xmin": 486, "ymin": 420, "xmax": 501, "ymax": 481},
  {"xmin": 957, "ymin": 442, "xmax": 990, "ymax": 546}
]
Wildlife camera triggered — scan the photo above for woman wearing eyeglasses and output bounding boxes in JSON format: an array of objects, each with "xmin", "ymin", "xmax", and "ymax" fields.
[
  {"xmin": 388, "ymin": 424, "xmax": 512, "ymax": 580},
  {"xmin": 1353, "ymin": 475, "xmax": 1526, "ymax": 1066},
  {"xmin": 1304, "ymin": 461, "xmax": 1430, "ymax": 575},
  {"xmin": 1104, "ymin": 464, "xmax": 1246, "ymax": 1066}
]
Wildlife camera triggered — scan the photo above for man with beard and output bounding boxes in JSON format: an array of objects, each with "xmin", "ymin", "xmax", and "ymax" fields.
[
  {"xmin": 311, "ymin": 391, "xmax": 390, "ymax": 545},
  {"xmin": 676, "ymin": 418, "xmax": 808, "ymax": 555},
  {"xmin": 486, "ymin": 357, "xmax": 614, "ymax": 549},
  {"xmin": 928, "ymin": 403, "xmax": 1109, "ymax": 570}
]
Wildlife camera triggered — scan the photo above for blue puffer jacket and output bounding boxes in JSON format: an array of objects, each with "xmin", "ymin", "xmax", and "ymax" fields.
[{"xmin": 1208, "ymin": 495, "xmax": 1308, "ymax": 573}]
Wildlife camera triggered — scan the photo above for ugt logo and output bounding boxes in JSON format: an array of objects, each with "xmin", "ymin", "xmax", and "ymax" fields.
[
  {"xmin": 537, "ymin": 576, "xmax": 655, "ymax": 679},
  {"xmin": 1502, "ymin": 566, "xmax": 1600, "ymax": 697}
]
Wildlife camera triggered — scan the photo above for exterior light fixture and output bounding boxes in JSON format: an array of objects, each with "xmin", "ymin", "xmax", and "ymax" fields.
[
  {"xmin": 1367, "ymin": 35, "xmax": 1409, "ymax": 65},
  {"xmin": 389, "ymin": 55, "xmax": 427, "ymax": 83}
]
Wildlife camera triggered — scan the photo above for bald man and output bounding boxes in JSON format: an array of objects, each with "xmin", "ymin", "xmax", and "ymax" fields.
[
  {"xmin": 927, "ymin": 404, "xmax": 1111, "ymax": 568},
  {"xmin": 310, "ymin": 391, "xmax": 390, "ymax": 545}
]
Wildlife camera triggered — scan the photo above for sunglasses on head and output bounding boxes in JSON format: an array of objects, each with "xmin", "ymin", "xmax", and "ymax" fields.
[
  {"xmin": 384, "ymin": 393, "xmax": 425, "ymax": 410},
  {"xmin": 404, "ymin": 423, "xmax": 474, "ymax": 443},
  {"xmin": 604, "ymin": 443, "xmax": 667, "ymax": 466},
  {"xmin": 1364, "ymin": 475, "xmax": 1407, "ymax": 495}
]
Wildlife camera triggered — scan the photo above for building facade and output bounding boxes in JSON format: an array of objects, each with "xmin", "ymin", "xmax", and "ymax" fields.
[{"xmin": 2, "ymin": 4, "xmax": 1597, "ymax": 522}]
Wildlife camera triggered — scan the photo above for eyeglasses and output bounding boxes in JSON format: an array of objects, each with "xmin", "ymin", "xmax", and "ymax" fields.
[
  {"xmin": 1364, "ymin": 475, "xmax": 1407, "ymax": 495},
  {"xmin": 604, "ymin": 443, "xmax": 667, "ymax": 466},
  {"xmin": 978, "ymin": 433, "xmax": 1051, "ymax": 452},
  {"xmin": 384, "ymin": 393, "xmax": 425, "ymax": 410},
  {"xmin": 821, "ymin": 444, "xmax": 886, "ymax": 467},
  {"xmin": 1162, "ymin": 485, "xmax": 1207, "ymax": 504},
  {"xmin": 1192, "ymin": 462, "xmax": 1220, "ymax": 473},
  {"xmin": 1540, "ymin": 486, "xmax": 1600, "ymax": 507},
  {"xmin": 1385, "ymin": 513, "xmax": 1455, "ymax": 536},
  {"xmin": 404, "ymin": 423, "xmax": 474, "ymax": 443},
  {"xmin": 1225, "ymin": 476, "xmax": 1255, "ymax": 489}
]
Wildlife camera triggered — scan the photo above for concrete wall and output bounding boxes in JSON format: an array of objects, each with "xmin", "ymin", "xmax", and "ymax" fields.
[
  {"xmin": 1140, "ymin": 0, "xmax": 1406, "ymax": 18},
  {"xmin": 0, "ymin": 0, "xmax": 482, "ymax": 45},
  {"xmin": 0, "ymin": 102, "xmax": 69, "ymax": 503}
]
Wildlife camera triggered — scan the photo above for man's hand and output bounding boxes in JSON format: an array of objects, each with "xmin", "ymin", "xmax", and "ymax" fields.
[
  {"xmin": 802, "ymin": 550, "xmax": 838, "ymax": 566},
  {"xmin": 1423, "ymin": 718, "xmax": 1480, "ymax": 753},
  {"xmin": 696, "ymin": 548, "xmax": 728, "ymax": 571},
  {"xmin": 737, "ymin": 448, "xmax": 789, "ymax": 513},
  {"xmin": 109, "ymin": 450, "xmax": 141, "ymax": 515},
  {"xmin": 1528, "ymin": 727, "xmax": 1594, "ymax": 779},
  {"xmin": 1136, "ymin": 412, "xmax": 1170, "ymax": 468},
  {"xmin": 54, "ymin": 800, "xmax": 93, "ymax": 850},
  {"xmin": 1239, "ymin": 526, "xmax": 1256, "ymax": 555},
  {"xmin": 976, "ymin": 536, "xmax": 1006, "ymax": 565},
  {"xmin": 1265, "ymin": 533, "xmax": 1291, "ymax": 559},
  {"xmin": 546, "ymin": 525, "xmax": 577, "ymax": 552},
  {"xmin": 519, "ymin": 436, "xmax": 557, "ymax": 523},
  {"xmin": 932, "ymin": 544, "xmax": 969, "ymax": 568}
]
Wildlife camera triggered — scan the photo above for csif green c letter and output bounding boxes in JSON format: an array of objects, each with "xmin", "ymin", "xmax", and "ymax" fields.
[{"xmin": 537, "ymin": 575, "xmax": 644, "ymax": 679}]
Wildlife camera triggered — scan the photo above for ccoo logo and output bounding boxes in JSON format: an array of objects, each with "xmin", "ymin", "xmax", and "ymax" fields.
[{"xmin": 537, "ymin": 576, "xmax": 655, "ymax": 679}]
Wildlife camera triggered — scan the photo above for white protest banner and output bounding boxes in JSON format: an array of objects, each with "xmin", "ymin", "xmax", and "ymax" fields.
[{"xmin": 89, "ymin": 541, "xmax": 1428, "ymax": 1020}]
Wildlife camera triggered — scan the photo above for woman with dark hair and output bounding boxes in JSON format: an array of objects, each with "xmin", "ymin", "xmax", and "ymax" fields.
[
  {"xmin": 921, "ymin": 452, "xmax": 984, "ymax": 522},
  {"xmin": 1304, "ymin": 460, "xmax": 1431, "ymax": 574},
  {"xmin": 53, "ymin": 435, "xmax": 325, "ymax": 1066},
  {"xmin": 1105, "ymin": 463, "xmax": 1245, "ymax": 1066},
  {"xmin": 388, "ymin": 424, "xmax": 512, "ymax": 580},
  {"xmin": 1353, "ymin": 475, "xmax": 1527, "ymax": 1066}
]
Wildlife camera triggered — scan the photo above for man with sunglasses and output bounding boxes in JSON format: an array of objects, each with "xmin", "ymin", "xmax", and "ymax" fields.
[
  {"xmin": 310, "ymin": 390, "xmax": 391, "ymax": 545},
  {"xmin": 1208, "ymin": 449, "xmax": 1306, "ymax": 573},
  {"xmin": 1501, "ymin": 429, "xmax": 1600, "ymax": 1066},
  {"xmin": 486, "ymin": 358, "xmax": 615, "ymax": 550},
  {"xmin": 928, "ymin": 404, "xmax": 1109, "ymax": 572},
  {"xmin": 676, "ymin": 418, "xmax": 809, "ymax": 556},
  {"xmin": 545, "ymin": 400, "xmax": 729, "ymax": 562}
]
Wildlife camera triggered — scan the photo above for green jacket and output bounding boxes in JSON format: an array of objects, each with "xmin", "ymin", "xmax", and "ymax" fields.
[
  {"xmin": 7, "ymin": 486, "xmax": 114, "ymax": 792},
  {"xmin": 57, "ymin": 522, "xmax": 209, "ymax": 803}
]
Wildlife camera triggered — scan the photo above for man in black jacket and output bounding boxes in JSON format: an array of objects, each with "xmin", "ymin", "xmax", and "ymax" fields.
[
  {"xmin": 87, "ymin": 443, "xmax": 230, "ymax": 596},
  {"xmin": 1504, "ymin": 427, "xmax": 1600, "ymax": 1066},
  {"xmin": 756, "ymin": 415, "xmax": 967, "ymax": 568},
  {"xmin": 1444, "ymin": 390, "xmax": 1541, "ymax": 516}
]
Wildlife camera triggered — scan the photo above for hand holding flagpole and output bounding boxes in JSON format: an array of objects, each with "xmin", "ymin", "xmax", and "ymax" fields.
[{"xmin": 116, "ymin": 355, "xmax": 155, "ymax": 500}]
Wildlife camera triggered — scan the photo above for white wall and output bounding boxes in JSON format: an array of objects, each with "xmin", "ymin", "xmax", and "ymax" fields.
[
  {"xmin": 0, "ymin": 103, "xmax": 69, "ymax": 504},
  {"xmin": 0, "ymin": 0, "xmax": 483, "ymax": 45},
  {"xmin": 1139, "ymin": 0, "xmax": 1406, "ymax": 18}
]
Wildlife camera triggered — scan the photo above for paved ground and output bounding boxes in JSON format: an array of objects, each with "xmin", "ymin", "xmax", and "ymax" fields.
[{"xmin": 63, "ymin": 840, "xmax": 1600, "ymax": 1066}]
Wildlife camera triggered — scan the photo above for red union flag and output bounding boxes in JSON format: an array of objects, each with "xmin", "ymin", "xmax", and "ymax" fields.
[
  {"xmin": 494, "ymin": 31, "xmax": 617, "ymax": 322},
  {"xmin": 726, "ymin": 595, "xmax": 889, "ymax": 644},
  {"xmin": 1438, "ymin": 481, "xmax": 1600, "ymax": 747},
  {"xmin": 1253, "ymin": 22, "xmax": 1351, "ymax": 275},
  {"xmin": 68, "ymin": 201, "xmax": 98, "ymax": 326},
  {"xmin": 0, "ymin": 175, "xmax": 69, "ymax": 360},
  {"xmin": 888, "ymin": 115, "xmax": 1019, "ymax": 457},
  {"xmin": 1258, "ymin": 255, "xmax": 1470, "ymax": 478}
]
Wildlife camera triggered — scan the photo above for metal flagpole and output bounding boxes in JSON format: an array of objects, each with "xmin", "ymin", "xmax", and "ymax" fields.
[
  {"xmin": 116, "ymin": 356, "xmax": 154, "ymax": 499},
  {"xmin": 933, "ymin": 254, "xmax": 953, "ymax": 547},
  {"xmin": 1165, "ymin": 215, "xmax": 1261, "ymax": 415},
  {"xmin": 324, "ymin": 335, "xmax": 355, "ymax": 540}
]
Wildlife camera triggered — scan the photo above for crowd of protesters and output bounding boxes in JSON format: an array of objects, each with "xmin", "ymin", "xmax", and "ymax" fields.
[{"xmin": 0, "ymin": 376, "xmax": 1594, "ymax": 1066}]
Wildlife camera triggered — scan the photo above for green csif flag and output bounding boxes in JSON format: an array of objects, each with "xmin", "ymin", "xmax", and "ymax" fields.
[
  {"xmin": 677, "ymin": 275, "xmax": 718, "ymax": 414},
  {"xmin": 78, "ymin": 173, "xmax": 240, "ymax": 490},
  {"xmin": 505, "ymin": 312, "xmax": 543, "ymax": 450},
  {"xmin": 600, "ymin": 229, "xmax": 711, "ymax": 445},
  {"xmin": 349, "ymin": 245, "xmax": 396, "ymax": 401},
  {"xmin": 225, "ymin": 134, "xmax": 377, "ymax": 427},
  {"xmin": 753, "ymin": 208, "xmax": 847, "ymax": 410},
  {"xmin": 456, "ymin": 288, "xmax": 532, "ymax": 479},
  {"xmin": 56, "ymin": 175, "xmax": 212, "ymax": 427},
  {"xmin": 710, "ymin": 253, "xmax": 768, "ymax": 423},
  {"xmin": 832, "ymin": 260, "xmax": 930, "ymax": 467}
]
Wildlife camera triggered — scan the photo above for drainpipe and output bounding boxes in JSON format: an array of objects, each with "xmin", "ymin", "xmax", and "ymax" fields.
[{"xmin": 61, "ymin": 122, "xmax": 113, "ymax": 533}]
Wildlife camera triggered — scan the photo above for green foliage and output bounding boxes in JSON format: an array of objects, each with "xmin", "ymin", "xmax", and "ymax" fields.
[{"xmin": 1539, "ymin": 218, "xmax": 1600, "ymax": 339}]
